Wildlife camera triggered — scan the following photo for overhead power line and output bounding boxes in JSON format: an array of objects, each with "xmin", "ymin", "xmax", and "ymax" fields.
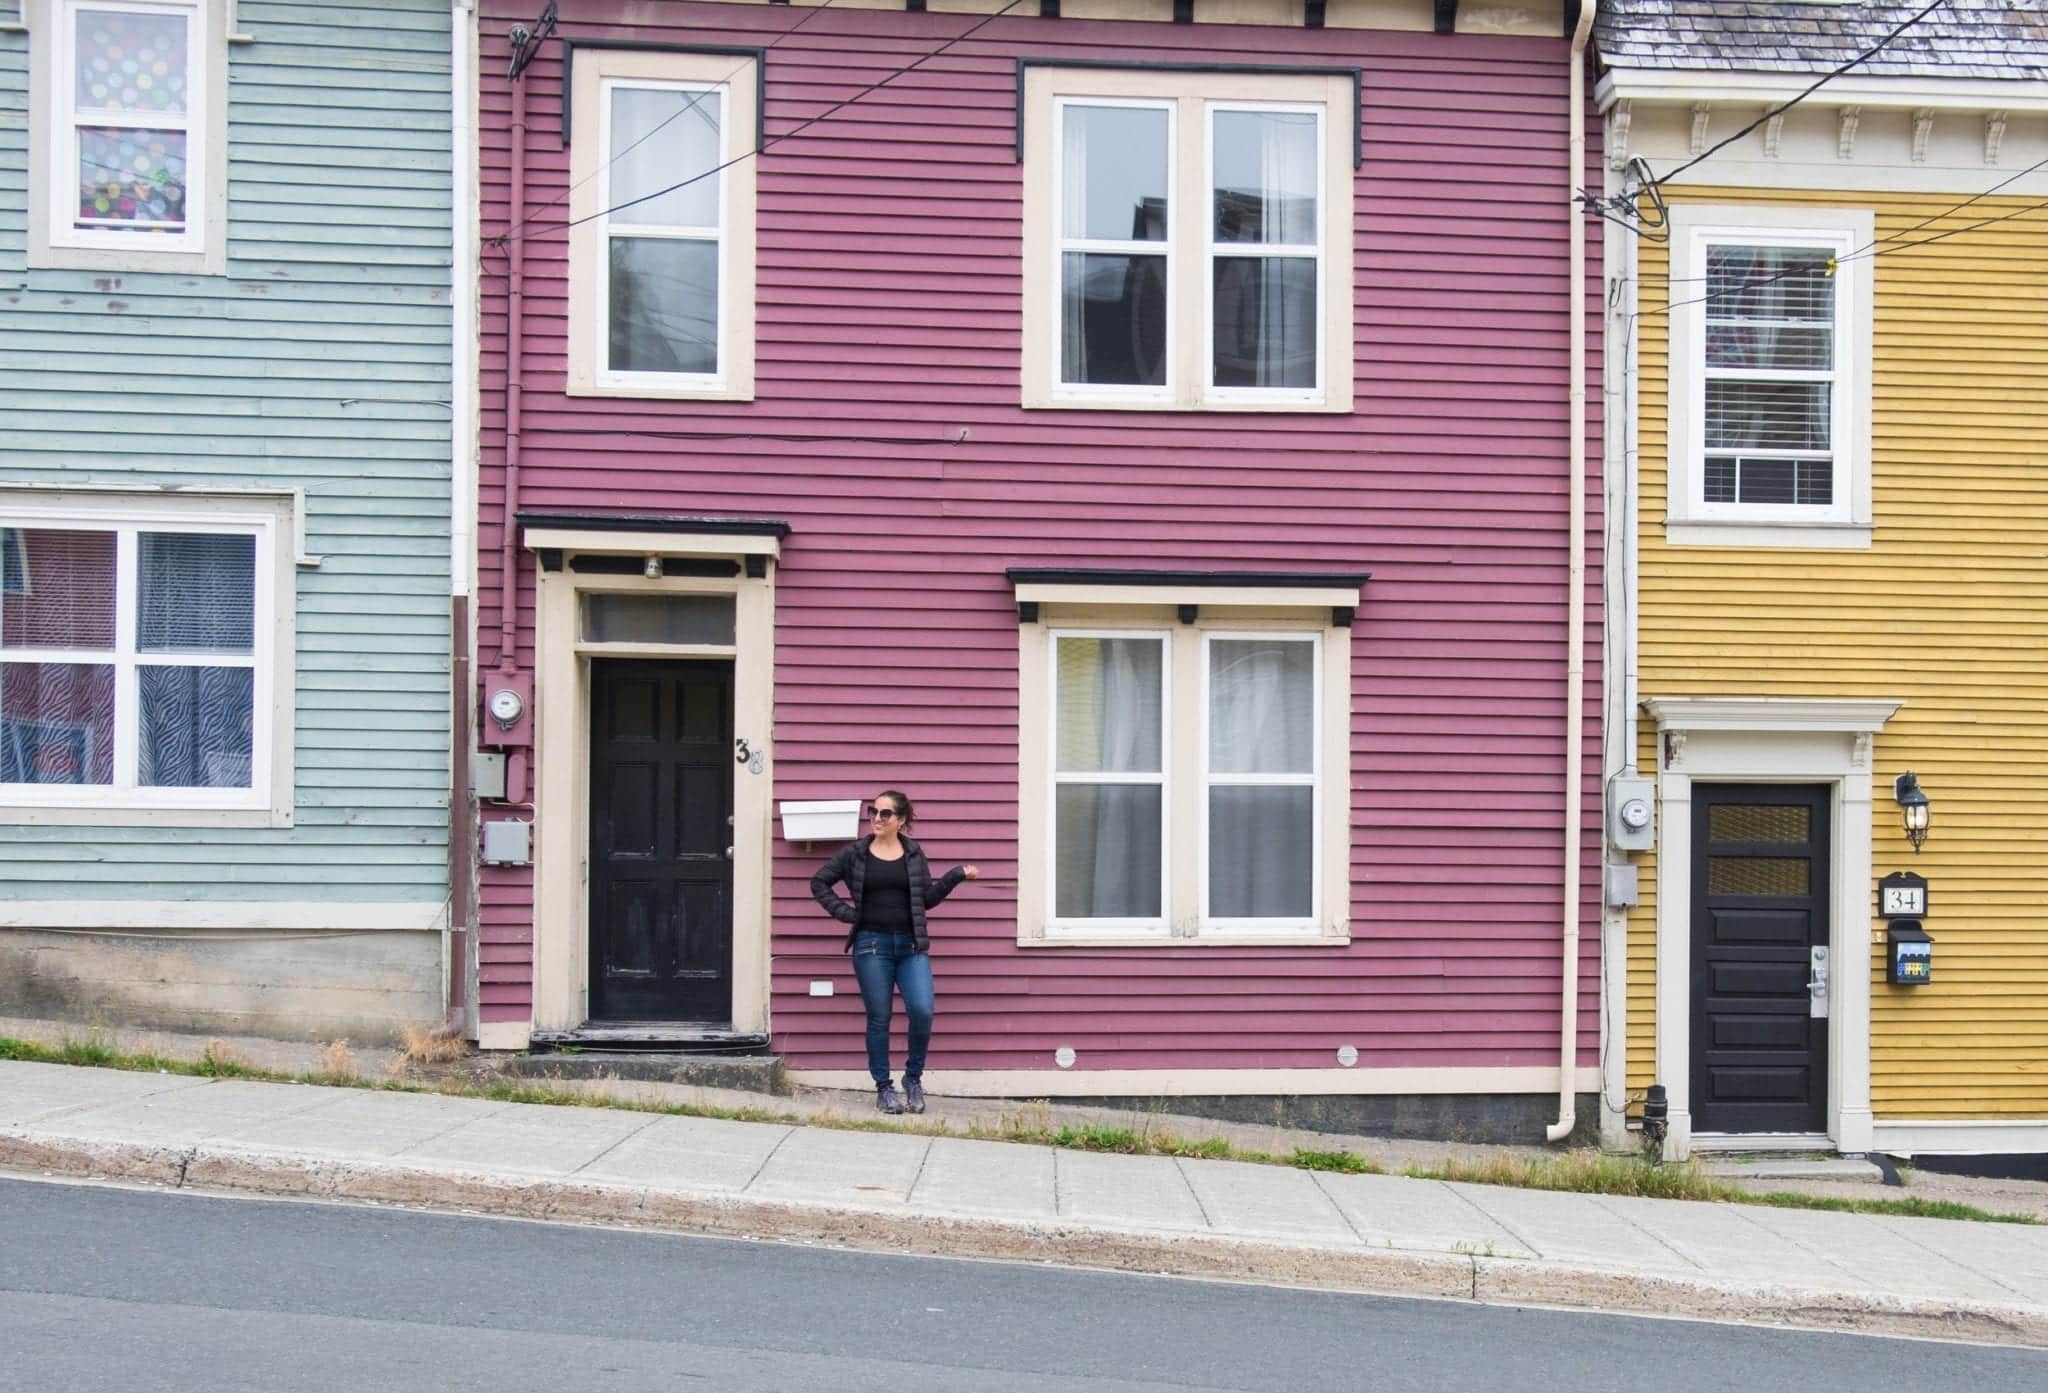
[{"xmin": 491, "ymin": 0, "xmax": 1027, "ymax": 250}]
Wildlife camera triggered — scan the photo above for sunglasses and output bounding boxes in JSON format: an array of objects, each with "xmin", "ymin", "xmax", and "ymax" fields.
[{"xmin": 865, "ymin": 805, "xmax": 902, "ymax": 820}]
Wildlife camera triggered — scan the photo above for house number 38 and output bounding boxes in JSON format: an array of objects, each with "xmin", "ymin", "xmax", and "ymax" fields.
[{"xmin": 735, "ymin": 738, "xmax": 764, "ymax": 775}]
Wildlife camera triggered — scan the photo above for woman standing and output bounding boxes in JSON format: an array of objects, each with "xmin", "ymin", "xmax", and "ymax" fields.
[{"xmin": 810, "ymin": 790, "xmax": 977, "ymax": 1114}]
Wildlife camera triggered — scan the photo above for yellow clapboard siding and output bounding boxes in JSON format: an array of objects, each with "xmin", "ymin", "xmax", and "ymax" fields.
[{"xmin": 1624, "ymin": 184, "xmax": 2048, "ymax": 1125}]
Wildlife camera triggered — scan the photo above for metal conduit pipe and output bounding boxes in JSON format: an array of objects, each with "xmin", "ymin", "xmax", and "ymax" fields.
[{"xmin": 1549, "ymin": 0, "xmax": 1597, "ymax": 1145}]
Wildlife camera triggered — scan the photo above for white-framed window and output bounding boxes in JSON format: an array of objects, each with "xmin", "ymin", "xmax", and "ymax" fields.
[
  {"xmin": 1023, "ymin": 67, "xmax": 1354, "ymax": 413},
  {"xmin": 28, "ymin": 0, "xmax": 226, "ymax": 274},
  {"xmin": 1021, "ymin": 599, "xmax": 1351, "ymax": 945},
  {"xmin": 0, "ymin": 492, "xmax": 295, "ymax": 826},
  {"xmin": 1665, "ymin": 206, "xmax": 1874, "ymax": 548},
  {"xmin": 567, "ymin": 48, "xmax": 758, "ymax": 400}
]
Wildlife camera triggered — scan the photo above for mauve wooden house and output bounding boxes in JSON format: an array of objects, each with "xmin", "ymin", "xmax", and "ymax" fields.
[{"xmin": 464, "ymin": 0, "xmax": 1605, "ymax": 1139}]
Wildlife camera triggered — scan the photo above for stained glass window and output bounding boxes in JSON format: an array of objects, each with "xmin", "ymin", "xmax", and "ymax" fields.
[{"xmin": 67, "ymin": 2, "xmax": 196, "ymax": 235}]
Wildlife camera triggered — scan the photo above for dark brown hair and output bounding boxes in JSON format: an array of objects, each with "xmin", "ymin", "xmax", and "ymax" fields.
[{"xmin": 874, "ymin": 789, "xmax": 914, "ymax": 826}]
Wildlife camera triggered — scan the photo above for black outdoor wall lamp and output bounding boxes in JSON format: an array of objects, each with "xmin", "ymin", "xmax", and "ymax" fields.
[{"xmin": 1894, "ymin": 771, "xmax": 1931, "ymax": 852}]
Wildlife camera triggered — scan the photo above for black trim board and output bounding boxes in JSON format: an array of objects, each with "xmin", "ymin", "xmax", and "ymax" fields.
[
  {"xmin": 1008, "ymin": 568, "xmax": 1368, "ymax": 590},
  {"xmin": 560, "ymin": 40, "xmax": 768, "ymax": 148},
  {"xmin": 1014, "ymin": 59, "xmax": 1365, "ymax": 169},
  {"xmin": 519, "ymin": 511, "xmax": 793, "ymax": 539}
]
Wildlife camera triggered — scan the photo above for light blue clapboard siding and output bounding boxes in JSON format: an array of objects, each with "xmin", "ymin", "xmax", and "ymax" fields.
[{"xmin": 0, "ymin": 0, "xmax": 453, "ymax": 904}]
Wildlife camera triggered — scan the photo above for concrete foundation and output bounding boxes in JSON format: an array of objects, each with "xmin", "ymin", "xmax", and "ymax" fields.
[
  {"xmin": 0, "ymin": 927, "xmax": 442, "ymax": 1045},
  {"xmin": 1056, "ymin": 1091, "xmax": 1604, "ymax": 1147}
]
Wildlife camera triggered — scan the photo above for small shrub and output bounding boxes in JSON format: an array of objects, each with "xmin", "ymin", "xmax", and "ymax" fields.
[
  {"xmin": 318, "ymin": 1040, "xmax": 357, "ymax": 1081},
  {"xmin": 199, "ymin": 1039, "xmax": 255, "ymax": 1077},
  {"xmin": 398, "ymin": 1024, "xmax": 470, "ymax": 1067}
]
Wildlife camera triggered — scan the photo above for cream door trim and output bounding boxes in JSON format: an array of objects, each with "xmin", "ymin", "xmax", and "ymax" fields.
[
  {"xmin": 531, "ymin": 560, "xmax": 775, "ymax": 1035},
  {"xmin": 1646, "ymin": 696, "xmax": 1901, "ymax": 1160}
]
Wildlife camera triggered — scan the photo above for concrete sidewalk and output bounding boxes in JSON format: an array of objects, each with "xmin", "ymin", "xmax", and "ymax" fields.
[{"xmin": 5, "ymin": 1060, "xmax": 2047, "ymax": 1348}]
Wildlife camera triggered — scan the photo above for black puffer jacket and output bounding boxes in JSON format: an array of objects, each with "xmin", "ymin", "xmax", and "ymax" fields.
[{"xmin": 811, "ymin": 834, "xmax": 966, "ymax": 953}]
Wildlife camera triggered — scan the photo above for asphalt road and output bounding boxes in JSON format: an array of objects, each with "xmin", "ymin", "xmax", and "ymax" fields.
[{"xmin": 2, "ymin": 1176, "xmax": 2043, "ymax": 1392}]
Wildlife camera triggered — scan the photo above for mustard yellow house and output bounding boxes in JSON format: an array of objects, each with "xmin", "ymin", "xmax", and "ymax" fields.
[{"xmin": 1593, "ymin": 2, "xmax": 2048, "ymax": 1159}]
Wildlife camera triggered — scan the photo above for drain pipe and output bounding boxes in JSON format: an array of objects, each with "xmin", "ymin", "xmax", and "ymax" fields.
[
  {"xmin": 1548, "ymin": 0, "xmax": 1597, "ymax": 1145},
  {"xmin": 441, "ymin": 0, "xmax": 480, "ymax": 1039},
  {"xmin": 498, "ymin": 62, "xmax": 528, "ymax": 677}
]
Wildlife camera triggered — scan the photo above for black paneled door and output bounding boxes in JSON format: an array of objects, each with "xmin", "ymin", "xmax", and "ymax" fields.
[
  {"xmin": 588, "ymin": 659, "xmax": 734, "ymax": 1024},
  {"xmin": 1690, "ymin": 784, "xmax": 1830, "ymax": 1134}
]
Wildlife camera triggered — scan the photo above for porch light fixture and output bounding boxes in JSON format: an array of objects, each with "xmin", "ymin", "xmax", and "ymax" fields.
[
  {"xmin": 1894, "ymin": 771, "xmax": 1931, "ymax": 852},
  {"xmin": 642, "ymin": 555, "xmax": 662, "ymax": 579}
]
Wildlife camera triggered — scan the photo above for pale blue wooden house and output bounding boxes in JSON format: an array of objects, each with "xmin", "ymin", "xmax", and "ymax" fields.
[{"xmin": 0, "ymin": 0, "xmax": 463, "ymax": 1042}]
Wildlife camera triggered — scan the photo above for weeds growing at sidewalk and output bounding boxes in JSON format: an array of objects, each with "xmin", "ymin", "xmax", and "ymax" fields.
[
  {"xmin": 1406, "ymin": 1151, "xmax": 2040, "ymax": 1225},
  {"xmin": 2, "ymin": 1032, "xmax": 2032, "ymax": 1223}
]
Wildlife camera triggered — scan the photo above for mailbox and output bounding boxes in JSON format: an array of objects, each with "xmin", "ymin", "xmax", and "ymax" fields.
[{"xmin": 1887, "ymin": 920, "xmax": 1933, "ymax": 986}]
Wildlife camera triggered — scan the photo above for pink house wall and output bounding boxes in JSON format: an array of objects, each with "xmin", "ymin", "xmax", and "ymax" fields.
[{"xmin": 475, "ymin": 1, "xmax": 1604, "ymax": 1077}]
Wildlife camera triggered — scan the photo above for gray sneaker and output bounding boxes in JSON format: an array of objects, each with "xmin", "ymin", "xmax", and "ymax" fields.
[
  {"xmin": 902, "ymin": 1078, "xmax": 926, "ymax": 1114},
  {"xmin": 876, "ymin": 1082, "xmax": 905, "ymax": 1114}
]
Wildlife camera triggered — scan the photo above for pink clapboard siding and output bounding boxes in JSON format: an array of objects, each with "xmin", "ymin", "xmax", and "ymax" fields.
[{"xmin": 475, "ymin": 0, "xmax": 1604, "ymax": 1077}]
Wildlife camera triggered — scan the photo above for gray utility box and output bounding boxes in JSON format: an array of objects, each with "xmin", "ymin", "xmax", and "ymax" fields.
[{"xmin": 481, "ymin": 819, "xmax": 531, "ymax": 866}]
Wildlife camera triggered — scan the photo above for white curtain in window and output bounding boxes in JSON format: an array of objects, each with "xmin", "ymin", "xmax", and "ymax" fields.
[
  {"xmin": 1055, "ymin": 637, "xmax": 1163, "ymax": 919},
  {"xmin": 1207, "ymin": 639, "xmax": 1313, "ymax": 918}
]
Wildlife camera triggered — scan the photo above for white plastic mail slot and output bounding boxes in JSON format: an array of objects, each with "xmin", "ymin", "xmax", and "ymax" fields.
[{"xmin": 779, "ymin": 799, "xmax": 861, "ymax": 843}]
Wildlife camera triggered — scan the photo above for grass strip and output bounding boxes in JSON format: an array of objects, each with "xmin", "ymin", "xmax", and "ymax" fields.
[{"xmin": 1405, "ymin": 1152, "xmax": 2038, "ymax": 1225}]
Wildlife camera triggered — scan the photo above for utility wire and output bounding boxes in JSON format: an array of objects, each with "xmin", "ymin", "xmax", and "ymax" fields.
[
  {"xmin": 493, "ymin": 0, "xmax": 1026, "ymax": 248},
  {"xmin": 495, "ymin": 0, "xmax": 846, "ymax": 244}
]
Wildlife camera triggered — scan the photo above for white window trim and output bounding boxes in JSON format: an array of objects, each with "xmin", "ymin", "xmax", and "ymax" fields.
[
  {"xmin": 1018, "ymin": 601, "xmax": 1350, "ymax": 947},
  {"xmin": 26, "ymin": 0, "xmax": 227, "ymax": 275},
  {"xmin": 1022, "ymin": 67, "xmax": 1354, "ymax": 414},
  {"xmin": 0, "ymin": 490, "xmax": 295, "ymax": 828},
  {"xmin": 1665, "ymin": 205, "xmax": 1874, "ymax": 548},
  {"xmin": 567, "ymin": 49, "xmax": 757, "ymax": 402},
  {"xmin": 1202, "ymin": 100, "xmax": 1327, "ymax": 409},
  {"xmin": 1044, "ymin": 626, "xmax": 1174, "ymax": 939},
  {"xmin": 1198, "ymin": 630, "xmax": 1321, "ymax": 934}
]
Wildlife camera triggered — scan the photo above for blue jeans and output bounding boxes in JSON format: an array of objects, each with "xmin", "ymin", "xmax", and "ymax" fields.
[{"xmin": 850, "ymin": 930, "xmax": 934, "ymax": 1086}]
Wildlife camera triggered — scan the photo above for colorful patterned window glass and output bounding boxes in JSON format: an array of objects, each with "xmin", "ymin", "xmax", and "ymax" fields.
[{"xmin": 70, "ymin": 3, "xmax": 194, "ymax": 234}]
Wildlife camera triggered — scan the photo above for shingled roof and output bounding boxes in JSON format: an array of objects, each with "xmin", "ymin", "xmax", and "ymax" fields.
[{"xmin": 1595, "ymin": 1, "xmax": 2048, "ymax": 83}]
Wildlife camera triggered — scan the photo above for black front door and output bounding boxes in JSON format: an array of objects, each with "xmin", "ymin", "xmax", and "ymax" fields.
[
  {"xmin": 1690, "ymin": 784, "xmax": 1830, "ymax": 1134},
  {"xmin": 588, "ymin": 659, "xmax": 734, "ymax": 1024}
]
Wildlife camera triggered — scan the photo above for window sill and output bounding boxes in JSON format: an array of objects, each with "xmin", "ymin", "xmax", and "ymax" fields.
[
  {"xmin": 568, "ymin": 379, "xmax": 754, "ymax": 403},
  {"xmin": 1021, "ymin": 930, "xmax": 1350, "ymax": 948},
  {"xmin": 1023, "ymin": 393, "xmax": 1349, "ymax": 414},
  {"xmin": 31, "ymin": 242, "xmax": 221, "ymax": 277},
  {"xmin": 0, "ymin": 804, "xmax": 291, "ymax": 829},
  {"xmin": 1663, "ymin": 519, "xmax": 1873, "ymax": 550}
]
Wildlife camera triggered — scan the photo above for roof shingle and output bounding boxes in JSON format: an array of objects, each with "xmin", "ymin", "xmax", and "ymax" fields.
[{"xmin": 1595, "ymin": 1, "xmax": 2048, "ymax": 83}]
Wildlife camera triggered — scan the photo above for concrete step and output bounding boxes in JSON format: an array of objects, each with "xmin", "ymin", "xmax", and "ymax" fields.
[
  {"xmin": 1700, "ymin": 1157, "xmax": 1886, "ymax": 1183},
  {"xmin": 495, "ymin": 1051, "xmax": 789, "ymax": 1097}
]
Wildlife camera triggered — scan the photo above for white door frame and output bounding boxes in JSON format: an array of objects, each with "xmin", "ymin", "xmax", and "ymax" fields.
[{"xmin": 1644, "ymin": 697, "xmax": 1900, "ymax": 1159}]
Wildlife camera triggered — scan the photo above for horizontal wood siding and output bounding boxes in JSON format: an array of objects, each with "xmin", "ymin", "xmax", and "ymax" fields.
[
  {"xmin": 476, "ymin": 2, "xmax": 1602, "ymax": 1070},
  {"xmin": 1628, "ymin": 186, "xmax": 2048, "ymax": 1119},
  {"xmin": 0, "ymin": 0, "xmax": 453, "ymax": 905}
]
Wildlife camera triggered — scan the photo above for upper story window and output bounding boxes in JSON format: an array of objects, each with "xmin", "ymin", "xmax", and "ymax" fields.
[
  {"xmin": 0, "ymin": 492, "xmax": 295, "ymax": 827},
  {"xmin": 1022, "ymin": 66, "xmax": 1356, "ymax": 413},
  {"xmin": 1666, "ymin": 206, "xmax": 1874, "ymax": 548},
  {"xmin": 567, "ymin": 47, "xmax": 759, "ymax": 401},
  {"xmin": 29, "ymin": 0, "xmax": 227, "ymax": 274}
]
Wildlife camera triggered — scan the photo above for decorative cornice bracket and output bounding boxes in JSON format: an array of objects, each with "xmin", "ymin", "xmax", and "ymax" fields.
[{"xmin": 1838, "ymin": 106, "xmax": 1862, "ymax": 160}]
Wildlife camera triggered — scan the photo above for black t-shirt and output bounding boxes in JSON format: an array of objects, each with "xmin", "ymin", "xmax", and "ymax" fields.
[{"xmin": 858, "ymin": 849, "xmax": 915, "ymax": 935}]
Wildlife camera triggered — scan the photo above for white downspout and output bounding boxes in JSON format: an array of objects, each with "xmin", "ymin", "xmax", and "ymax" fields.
[
  {"xmin": 447, "ymin": 0, "xmax": 480, "ymax": 1037},
  {"xmin": 1549, "ymin": 0, "xmax": 1597, "ymax": 1145},
  {"xmin": 451, "ymin": 0, "xmax": 477, "ymax": 616}
]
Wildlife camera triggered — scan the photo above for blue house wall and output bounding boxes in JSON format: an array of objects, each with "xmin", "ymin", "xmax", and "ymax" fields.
[{"xmin": 0, "ymin": 0, "xmax": 456, "ymax": 1042}]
